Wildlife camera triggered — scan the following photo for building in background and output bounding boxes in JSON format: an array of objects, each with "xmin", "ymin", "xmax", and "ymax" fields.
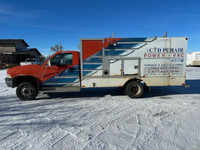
[
  {"xmin": 187, "ymin": 52, "xmax": 200, "ymax": 66},
  {"xmin": 0, "ymin": 39, "xmax": 41, "ymax": 69}
]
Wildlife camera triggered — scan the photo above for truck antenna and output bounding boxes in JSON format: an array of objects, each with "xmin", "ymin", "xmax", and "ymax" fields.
[
  {"xmin": 112, "ymin": 32, "xmax": 115, "ymax": 38},
  {"xmin": 60, "ymin": 42, "xmax": 63, "ymax": 51},
  {"xmin": 164, "ymin": 32, "xmax": 167, "ymax": 37}
]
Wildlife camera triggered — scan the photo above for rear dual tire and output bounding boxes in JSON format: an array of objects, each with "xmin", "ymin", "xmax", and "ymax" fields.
[
  {"xmin": 16, "ymin": 82, "xmax": 38, "ymax": 101},
  {"xmin": 124, "ymin": 81, "xmax": 144, "ymax": 98}
]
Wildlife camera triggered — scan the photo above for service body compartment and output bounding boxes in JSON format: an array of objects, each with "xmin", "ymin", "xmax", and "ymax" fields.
[{"xmin": 80, "ymin": 37, "xmax": 187, "ymax": 87}]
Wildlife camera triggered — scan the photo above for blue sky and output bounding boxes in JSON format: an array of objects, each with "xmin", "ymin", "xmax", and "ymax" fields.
[{"xmin": 0, "ymin": 0, "xmax": 200, "ymax": 55}]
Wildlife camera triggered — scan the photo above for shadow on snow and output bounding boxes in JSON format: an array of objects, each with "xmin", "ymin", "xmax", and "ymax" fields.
[{"xmin": 38, "ymin": 79, "xmax": 200, "ymax": 100}]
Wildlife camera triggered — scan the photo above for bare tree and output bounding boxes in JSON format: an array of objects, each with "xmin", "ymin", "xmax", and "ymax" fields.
[{"xmin": 50, "ymin": 43, "xmax": 63, "ymax": 52}]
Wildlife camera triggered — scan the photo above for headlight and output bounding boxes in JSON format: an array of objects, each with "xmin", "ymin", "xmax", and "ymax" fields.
[{"xmin": 7, "ymin": 74, "xmax": 11, "ymax": 78}]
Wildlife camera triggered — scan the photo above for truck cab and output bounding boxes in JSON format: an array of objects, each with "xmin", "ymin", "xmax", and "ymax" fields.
[{"xmin": 5, "ymin": 51, "xmax": 80, "ymax": 100}]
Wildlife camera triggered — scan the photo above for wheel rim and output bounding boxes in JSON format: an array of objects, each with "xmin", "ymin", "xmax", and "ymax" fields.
[
  {"xmin": 130, "ymin": 84, "xmax": 141, "ymax": 95},
  {"xmin": 20, "ymin": 86, "xmax": 33, "ymax": 98}
]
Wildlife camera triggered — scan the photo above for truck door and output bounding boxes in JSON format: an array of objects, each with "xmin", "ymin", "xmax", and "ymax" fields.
[
  {"xmin": 40, "ymin": 52, "xmax": 80, "ymax": 92},
  {"xmin": 123, "ymin": 59, "xmax": 139, "ymax": 75}
]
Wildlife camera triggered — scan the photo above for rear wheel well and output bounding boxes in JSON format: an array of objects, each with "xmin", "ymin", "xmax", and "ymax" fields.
[
  {"xmin": 13, "ymin": 76, "xmax": 38, "ymax": 90},
  {"xmin": 123, "ymin": 78, "xmax": 144, "ymax": 89}
]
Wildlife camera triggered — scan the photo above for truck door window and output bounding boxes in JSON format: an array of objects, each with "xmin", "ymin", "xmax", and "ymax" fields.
[{"xmin": 50, "ymin": 53, "xmax": 73, "ymax": 66}]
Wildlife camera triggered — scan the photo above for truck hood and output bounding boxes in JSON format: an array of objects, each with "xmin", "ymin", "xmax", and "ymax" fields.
[{"xmin": 7, "ymin": 64, "xmax": 41, "ymax": 78}]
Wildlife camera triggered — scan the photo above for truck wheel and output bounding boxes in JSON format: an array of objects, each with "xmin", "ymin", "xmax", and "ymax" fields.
[
  {"xmin": 125, "ymin": 81, "xmax": 144, "ymax": 98},
  {"xmin": 16, "ymin": 82, "xmax": 38, "ymax": 100}
]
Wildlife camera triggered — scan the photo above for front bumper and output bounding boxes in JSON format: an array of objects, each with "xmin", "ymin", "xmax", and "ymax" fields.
[{"xmin": 5, "ymin": 78, "xmax": 13, "ymax": 87}]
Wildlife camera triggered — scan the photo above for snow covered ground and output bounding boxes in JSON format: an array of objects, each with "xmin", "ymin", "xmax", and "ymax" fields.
[{"xmin": 0, "ymin": 67, "xmax": 200, "ymax": 150}]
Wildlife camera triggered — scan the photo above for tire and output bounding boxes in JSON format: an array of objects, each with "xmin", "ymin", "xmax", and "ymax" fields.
[
  {"xmin": 124, "ymin": 81, "xmax": 144, "ymax": 98},
  {"xmin": 16, "ymin": 82, "xmax": 38, "ymax": 100}
]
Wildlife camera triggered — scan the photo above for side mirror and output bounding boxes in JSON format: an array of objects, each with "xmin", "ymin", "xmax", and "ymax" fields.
[{"xmin": 47, "ymin": 59, "xmax": 51, "ymax": 67}]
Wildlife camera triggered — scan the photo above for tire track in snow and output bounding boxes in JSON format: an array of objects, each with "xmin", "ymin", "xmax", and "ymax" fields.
[
  {"xmin": 18, "ymin": 125, "xmax": 60, "ymax": 150},
  {"xmin": 135, "ymin": 114, "xmax": 141, "ymax": 138},
  {"xmin": 81, "ymin": 101, "xmax": 149, "ymax": 149}
]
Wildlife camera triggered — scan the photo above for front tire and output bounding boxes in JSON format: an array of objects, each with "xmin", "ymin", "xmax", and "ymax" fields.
[
  {"xmin": 125, "ymin": 81, "xmax": 144, "ymax": 98},
  {"xmin": 16, "ymin": 82, "xmax": 38, "ymax": 100}
]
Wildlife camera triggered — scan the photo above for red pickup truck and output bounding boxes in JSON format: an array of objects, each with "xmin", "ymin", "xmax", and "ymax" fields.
[{"xmin": 5, "ymin": 51, "xmax": 80, "ymax": 100}]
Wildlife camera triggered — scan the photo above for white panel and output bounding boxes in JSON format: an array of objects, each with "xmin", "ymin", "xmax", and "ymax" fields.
[
  {"xmin": 124, "ymin": 60, "xmax": 138, "ymax": 75},
  {"xmin": 110, "ymin": 60, "xmax": 122, "ymax": 76},
  {"xmin": 81, "ymin": 76, "xmax": 186, "ymax": 87}
]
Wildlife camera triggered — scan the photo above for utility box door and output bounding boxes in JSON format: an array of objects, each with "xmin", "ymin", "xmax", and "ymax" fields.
[
  {"xmin": 124, "ymin": 60, "xmax": 139, "ymax": 75},
  {"xmin": 109, "ymin": 60, "xmax": 122, "ymax": 76}
]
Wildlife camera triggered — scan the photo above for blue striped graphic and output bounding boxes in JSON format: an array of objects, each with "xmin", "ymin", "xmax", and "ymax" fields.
[{"xmin": 41, "ymin": 38, "xmax": 154, "ymax": 87}]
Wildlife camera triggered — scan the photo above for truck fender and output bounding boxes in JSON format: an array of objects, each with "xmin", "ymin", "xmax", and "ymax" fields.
[
  {"xmin": 123, "ymin": 78, "xmax": 149, "ymax": 92},
  {"xmin": 123, "ymin": 78, "xmax": 143, "ymax": 88},
  {"xmin": 13, "ymin": 76, "xmax": 39, "ymax": 91}
]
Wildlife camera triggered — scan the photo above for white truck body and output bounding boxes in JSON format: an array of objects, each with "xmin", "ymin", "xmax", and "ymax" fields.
[{"xmin": 79, "ymin": 37, "xmax": 187, "ymax": 88}]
